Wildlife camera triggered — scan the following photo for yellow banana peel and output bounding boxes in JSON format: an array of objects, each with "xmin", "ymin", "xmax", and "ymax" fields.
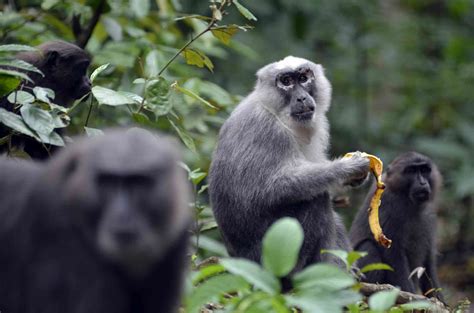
[{"xmin": 344, "ymin": 152, "xmax": 392, "ymax": 248}]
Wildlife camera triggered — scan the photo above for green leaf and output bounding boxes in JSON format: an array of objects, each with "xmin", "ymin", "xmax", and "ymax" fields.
[
  {"xmin": 0, "ymin": 59, "xmax": 42, "ymax": 76},
  {"xmin": 173, "ymin": 82, "xmax": 217, "ymax": 109},
  {"xmin": 41, "ymin": 0, "xmax": 60, "ymax": 9},
  {"xmin": 169, "ymin": 120, "xmax": 196, "ymax": 153},
  {"xmin": 262, "ymin": 218, "xmax": 304, "ymax": 277},
  {"xmin": 84, "ymin": 127, "xmax": 104, "ymax": 137},
  {"xmin": 20, "ymin": 104, "xmax": 55, "ymax": 136},
  {"xmin": 0, "ymin": 75, "xmax": 21, "ymax": 97},
  {"xmin": 102, "ymin": 17, "xmax": 123, "ymax": 41},
  {"xmin": 347, "ymin": 251, "xmax": 367, "ymax": 268},
  {"xmin": 0, "ymin": 44, "xmax": 37, "ymax": 53},
  {"xmin": 33, "ymin": 87, "xmax": 54, "ymax": 104},
  {"xmin": 293, "ymin": 264, "xmax": 355, "ymax": 291},
  {"xmin": 0, "ymin": 69, "xmax": 33, "ymax": 83},
  {"xmin": 37, "ymin": 130, "xmax": 64, "ymax": 146},
  {"xmin": 399, "ymin": 301, "xmax": 434, "ymax": 311},
  {"xmin": 182, "ymin": 48, "xmax": 214, "ymax": 72},
  {"xmin": 90, "ymin": 63, "xmax": 110, "ymax": 83},
  {"xmin": 7, "ymin": 90, "xmax": 35, "ymax": 104},
  {"xmin": 368, "ymin": 288, "xmax": 400, "ymax": 312},
  {"xmin": 220, "ymin": 258, "xmax": 281, "ymax": 294},
  {"xmin": 194, "ymin": 235, "xmax": 229, "ymax": 257},
  {"xmin": 0, "ymin": 108, "xmax": 39, "ymax": 139},
  {"xmin": 92, "ymin": 86, "xmax": 138, "ymax": 106},
  {"xmin": 145, "ymin": 50, "xmax": 166, "ymax": 78},
  {"xmin": 186, "ymin": 273, "xmax": 249, "ymax": 313},
  {"xmin": 145, "ymin": 78, "xmax": 172, "ymax": 116},
  {"xmin": 131, "ymin": 0, "xmax": 150, "ymax": 18},
  {"xmin": 211, "ymin": 25, "xmax": 240, "ymax": 45},
  {"xmin": 233, "ymin": 0, "xmax": 258, "ymax": 21},
  {"xmin": 321, "ymin": 249, "xmax": 349, "ymax": 268},
  {"xmin": 192, "ymin": 264, "xmax": 226, "ymax": 285},
  {"xmin": 360, "ymin": 263, "xmax": 394, "ymax": 273},
  {"xmin": 286, "ymin": 289, "xmax": 361, "ymax": 313}
]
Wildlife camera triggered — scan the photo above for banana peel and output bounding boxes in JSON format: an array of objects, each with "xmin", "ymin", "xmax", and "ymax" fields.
[{"xmin": 344, "ymin": 152, "xmax": 392, "ymax": 248}]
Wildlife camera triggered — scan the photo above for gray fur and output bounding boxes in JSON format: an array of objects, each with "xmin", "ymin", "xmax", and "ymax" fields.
[{"xmin": 209, "ymin": 56, "xmax": 369, "ymax": 270}]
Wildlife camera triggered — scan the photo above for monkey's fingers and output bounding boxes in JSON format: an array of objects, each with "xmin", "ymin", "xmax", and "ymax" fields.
[{"xmin": 344, "ymin": 152, "xmax": 392, "ymax": 248}]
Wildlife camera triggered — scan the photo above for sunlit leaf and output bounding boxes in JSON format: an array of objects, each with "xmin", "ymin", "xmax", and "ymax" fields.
[
  {"xmin": 360, "ymin": 263, "xmax": 394, "ymax": 273},
  {"xmin": 182, "ymin": 48, "xmax": 214, "ymax": 72},
  {"xmin": 211, "ymin": 25, "xmax": 240, "ymax": 45},
  {"xmin": 262, "ymin": 218, "xmax": 304, "ymax": 277},
  {"xmin": 92, "ymin": 86, "xmax": 137, "ymax": 106},
  {"xmin": 0, "ymin": 75, "xmax": 21, "ymax": 98},
  {"xmin": 90, "ymin": 63, "xmax": 110, "ymax": 83},
  {"xmin": 233, "ymin": 0, "xmax": 257, "ymax": 21}
]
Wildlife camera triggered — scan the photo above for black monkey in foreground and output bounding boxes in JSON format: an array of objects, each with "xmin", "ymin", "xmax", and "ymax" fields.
[
  {"xmin": 350, "ymin": 152, "xmax": 443, "ymax": 300},
  {"xmin": 0, "ymin": 41, "xmax": 91, "ymax": 159},
  {"xmin": 209, "ymin": 56, "xmax": 370, "ymax": 271},
  {"xmin": 0, "ymin": 129, "xmax": 191, "ymax": 313}
]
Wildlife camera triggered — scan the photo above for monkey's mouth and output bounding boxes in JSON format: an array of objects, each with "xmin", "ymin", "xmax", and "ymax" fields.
[
  {"xmin": 412, "ymin": 190, "xmax": 430, "ymax": 202},
  {"xmin": 291, "ymin": 111, "xmax": 314, "ymax": 121}
]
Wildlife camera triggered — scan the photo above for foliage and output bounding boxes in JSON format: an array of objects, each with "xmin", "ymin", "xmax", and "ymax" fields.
[
  {"xmin": 1, "ymin": 0, "xmax": 473, "ymax": 311},
  {"xmin": 188, "ymin": 218, "xmax": 432, "ymax": 313}
]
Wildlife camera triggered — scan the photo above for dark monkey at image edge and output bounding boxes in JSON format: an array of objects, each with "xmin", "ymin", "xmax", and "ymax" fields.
[
  {"xmin": 209, "ymin": 56, "xmax": 370, "ymax": 272},
  {"xmin": 0, "ymin": 41, "xmax": 92, "ymax": 159},
  {"xmin": 0, "ymin": 129, "xmax": 191, "ymax": 313},
  {"xmin": 350, "ymin": 152, "xmax": 444, "ymax": 301}
]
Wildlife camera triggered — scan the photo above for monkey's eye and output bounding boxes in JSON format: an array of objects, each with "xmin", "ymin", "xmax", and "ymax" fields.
[
  {"xmin": 299, "ymin": 74, "xmax": 308, "ymax": 83},
  {"xmin": 280, "ymin": 75, "xmax": 292, "ymax": 86}
]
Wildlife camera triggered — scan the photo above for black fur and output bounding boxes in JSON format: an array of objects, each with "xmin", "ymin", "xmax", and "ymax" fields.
[
  {"xmin": 0, "ymin": 41, "xmax": 91, "ymax": 159},
  {"xmin": 0, "ymin": 129, "xmax": 191, "ymax": 313},
  {"xmin": 350, "ymin": 152, "xmax": 443, "ymax": 300}
]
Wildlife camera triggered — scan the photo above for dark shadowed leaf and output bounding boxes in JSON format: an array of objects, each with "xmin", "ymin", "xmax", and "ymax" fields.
[{"xmin": 186, "ymin": 273, "xmax": 249, "ymax": 313}]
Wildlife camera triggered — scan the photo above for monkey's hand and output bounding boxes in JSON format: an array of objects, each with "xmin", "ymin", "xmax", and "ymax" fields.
[{"xmin": 340, "ymin": 154, "xmax": 370, "ymax": 187}]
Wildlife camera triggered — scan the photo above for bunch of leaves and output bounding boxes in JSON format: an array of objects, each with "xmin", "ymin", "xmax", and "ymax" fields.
[{"xmin": 185, "ymin": 218, "xmax": 434, "ymax": 313}]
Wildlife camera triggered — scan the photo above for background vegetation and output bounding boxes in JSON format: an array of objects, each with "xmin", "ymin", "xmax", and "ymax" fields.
[{"xmin": 1, "ymin": 0, "xmax": 473, "ymax": 311}]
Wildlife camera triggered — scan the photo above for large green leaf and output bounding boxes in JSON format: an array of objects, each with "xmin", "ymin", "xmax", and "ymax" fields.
[
  {"xmin": 0, "ymin": 59, "xmax": 42, "ymax": 75},
  {"xmin": 0, "ymin": 44, "xmax": 37, "ymax": 53},
  {"xmin": 262, "ymin": 218, "xmax": 304, "ymax": 277},
  {"xmin": 92, "ymin": 86, "xmax": 138, "ymax": 106},
  {"xmin": 292, "ymin": 263, "xmax": 355, "ymax": 291},
  {"xmin": 233, "ymin": 0, "xmax": 257, "ymax": 21},
  {"xmin": 0, "ymin": 108, "xmax": 39, "ymax": 139},
  {"xmin": 286, "ymin": 289, "xmax": 361, "ymax": 313},
  {"xmin": 186, "ymin": 273, "xmax": 249, "ymax": 313},
  {"xmin": 368, "ymin": 288, "xmax": 400, "ymax": 312},
  {"xmin": 0, "ymin": 75, "xmax": 21, "ymax": 98},
  {"xmin": 0, "ymin": 69, "xmax": 32, "ymax": 83},
  {"xmin": 20, "ymin": 104, "xmax": 55, "ymax": 136},
  {"xmin": 220, "ymin": 258, "xmax": 281, "ymax": 294},
  {"xmin": 7, "ymin": 90, "xmax": 35, "ymax": 104},
  {"xmin": 131, "ymin": 0, "xmax": 150, "ymax": 18}
]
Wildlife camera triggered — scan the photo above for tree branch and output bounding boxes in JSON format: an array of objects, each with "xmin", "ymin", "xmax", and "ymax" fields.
[
  {"xmin": 359, "ymin": 282, "xmax": 449, "ymax": 312},
  {"xmin": 74, "ymin": 0, "xmax": 107, "ymax": 49}
]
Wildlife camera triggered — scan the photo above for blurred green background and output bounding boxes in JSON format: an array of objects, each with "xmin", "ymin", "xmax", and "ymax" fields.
[{"xmin": 1, "ymin": 0, "xmax": 473, "ymax": 308}]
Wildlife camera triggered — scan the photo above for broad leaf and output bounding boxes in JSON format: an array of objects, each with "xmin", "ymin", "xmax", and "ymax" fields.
[
  {"xmin": 182, "ymin": 48, "xmax": 214, "ymax": 72},
  {"xmin": 221, "ymin": 258, "xmax": 281, "ymax": 294},
  {"xmin": 211, "ymin": 25, "xmax": 240, "ymax": 45},
  {"xmin": 0, "ymin": 108, "xmax": 39, "ymax": 139},
  {"xmin": 7, "ymin": 90, "xmax": 35, "ymax": 104},
  {"xmin": 0, "ymin": 75, "xmax": 21, "ymax": 98},
  {"xmin": 293, "ymin": 264, "xmax": 355, "ymax": 291},
  {"xmin": 368, "ymin": 288, "xmax": 400, "ymax": 312},
  {"xmin": 262, "ymin": 218, "xmax": 304, "ymax": 277},
  {"xmin": 20, "ymin": 104, "xmax": 55, "ymax": 136},
  {"xmin": 92, "ymin": 86, "xmax": 137, "ymax": 106}
]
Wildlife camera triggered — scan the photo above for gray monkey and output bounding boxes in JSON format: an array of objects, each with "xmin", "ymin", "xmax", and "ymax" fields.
[{"xmin": 209, "ymin": 56, "xmax": 370, "ymax": 272}]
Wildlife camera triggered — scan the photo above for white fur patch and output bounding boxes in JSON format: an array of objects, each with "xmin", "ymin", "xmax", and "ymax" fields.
[{"xmin": 274, "ymin": 56, "xmax": 309, "ymax": 70}]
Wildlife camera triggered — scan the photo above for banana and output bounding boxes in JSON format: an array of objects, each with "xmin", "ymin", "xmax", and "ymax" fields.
[{"xmin": 344, "ymin": 152, "xmax": 392, "ymax": 248}]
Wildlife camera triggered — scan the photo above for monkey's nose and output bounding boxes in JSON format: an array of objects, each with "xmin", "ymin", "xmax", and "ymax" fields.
[{"xmin": 114, "ymin": 229, "xmax": 138, "ymax": 245}]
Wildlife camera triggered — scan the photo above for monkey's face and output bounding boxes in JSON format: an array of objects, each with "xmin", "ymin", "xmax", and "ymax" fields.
[
  {"xmin": 55, "ymin": 130, "xmax": 190, "ymax": 277},
  {"xmin": 387, "ymin": 154, "xmax": 437, "ymax": 206},
  {"xmin": 276, "ymin": 67, "xmax": 317, "ymax": 124}
]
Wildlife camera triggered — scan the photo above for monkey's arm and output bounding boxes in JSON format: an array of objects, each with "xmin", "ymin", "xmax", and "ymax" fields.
[
  {"xmin": 266, "ymin": 157, "xmax": 369, "ymax": 204},
  {"xmin": 385, "ymin": 252, "xmax": 417, "ymax": 293}
]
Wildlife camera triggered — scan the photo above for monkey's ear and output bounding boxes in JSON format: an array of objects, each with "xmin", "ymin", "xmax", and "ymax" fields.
[{"xmin": 45, "ymin": 50, "xmax": 60, "ymax": 67}]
